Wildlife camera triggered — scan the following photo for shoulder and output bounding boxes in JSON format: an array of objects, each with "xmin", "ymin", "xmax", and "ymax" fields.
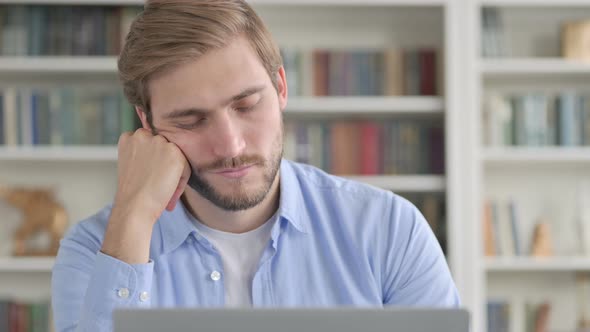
[
  {"xmin": 283, "ymin": 159, "xmax": 421, "ymax": 234},
  {"xmin": 59, "ymin": 205, "xmax": 113, "ymax": 252},
  {"xmin": 284, "ymin": 159, "xmax": 416, "ymax": 216}
]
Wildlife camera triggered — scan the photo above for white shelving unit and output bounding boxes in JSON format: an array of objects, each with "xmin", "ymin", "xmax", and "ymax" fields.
[
  {"xmin": 486, "ymin": 257, "xmax": 590, "ymax": 272},
  {"xmin": 286, "ymin": 96, "xmax": 444, "ymax": 114},
  {"xmin": 0, "ymin": 257, "xmax": 55, "ymax": 273},
  {"xmin": 346, "ymin": 175, "xmax": 446, "ymax": 192},
  {"xmin": 483, "ymin": 148, "xmax": 590, "ymax": 164},
  {"xmin": 480, "ymin": 58, "xmax": 590, "ymax": 75},
  {"xmin": 0, "ymin": 56, "xmax": 118, "ymax": 73},
  {"xmin": 0, "ymin": 0, "xmax": 478, "ymax": 330},
  {"xmin": 471, "ymin": 1, "xmax": 590, "ymax": 331}
]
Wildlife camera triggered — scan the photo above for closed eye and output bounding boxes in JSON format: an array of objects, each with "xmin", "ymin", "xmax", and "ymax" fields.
[
  {"xmin": 235, "ymin": 98, "xmax": 261, "ymax": 113},
  {"xmin": 175, "ymin": 118, "xmax": 207, "ymax": 130},
  {"xmin": 236, "ymin": 106, "xmax": 254, "ymax": 113}
]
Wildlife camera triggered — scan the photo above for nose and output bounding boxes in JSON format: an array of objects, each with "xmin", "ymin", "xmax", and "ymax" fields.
[{"xmin": 210, "ymin": 112, "xmax": 246, "ymax": 159}]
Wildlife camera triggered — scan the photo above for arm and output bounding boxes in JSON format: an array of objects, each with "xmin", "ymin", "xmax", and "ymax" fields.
[
  {"xmin": 51, "ymin": 129, "xmax": 191, "ymax": 332},
  {"xmin": 381, "ymin": 196, "xmax": 460, "ymax": 306}
]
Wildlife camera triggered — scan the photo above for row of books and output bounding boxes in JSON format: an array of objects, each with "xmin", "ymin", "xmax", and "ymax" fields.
[
  {"xmin": 0, "ymin": 300, "xmax": 51, "ymax": 332},
  {"xmin": 283, "ymin": 120, "xmax": 445, "ymax": 175},
  {"xmin": 284, "ymin": 48, "xmax": 437, "ymax": 97},
  {"xmin": 403, "ymin": 193, "xmax": 447, "ymax": 254},
  {"xmin": 487, "ymin": 300, "xmax": 551, "ymax": 332},
  {"xmin": 484, "ymin": 92, "xmax": 590, "ymax": 147},
  {"xmin": 0, "ymin": 5, "xmax": 141, "ymax": 56},
  {"xmin": 0, "ymin": 88, "xmax": 139, "ymax": 146}
]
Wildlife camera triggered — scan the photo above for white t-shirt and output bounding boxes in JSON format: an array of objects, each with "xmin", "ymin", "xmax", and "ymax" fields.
[{"xmin": 193, "ymin": 213, "xmax": 277, "ymax": 307}]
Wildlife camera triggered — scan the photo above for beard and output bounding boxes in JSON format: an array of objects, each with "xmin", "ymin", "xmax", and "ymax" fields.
[{"xmin": 186, "ymin": 127, "xmax": 283, "ymax": 211}]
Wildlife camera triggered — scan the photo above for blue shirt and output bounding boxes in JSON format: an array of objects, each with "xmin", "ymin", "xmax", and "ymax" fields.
[{"xmin": 51, "ymin": 159, "xmax": 460, "ymax": 332}]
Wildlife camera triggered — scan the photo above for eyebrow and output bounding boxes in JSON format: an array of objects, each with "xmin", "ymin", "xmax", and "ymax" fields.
[{"xmin": 163, "ymin": 85, "xmax": 266, "ymax": 120}]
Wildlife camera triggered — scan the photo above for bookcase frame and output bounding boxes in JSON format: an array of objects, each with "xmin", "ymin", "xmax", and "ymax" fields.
[{"xmin": 0, "ymin": 1, "xmax": 547, "ymax": 331}]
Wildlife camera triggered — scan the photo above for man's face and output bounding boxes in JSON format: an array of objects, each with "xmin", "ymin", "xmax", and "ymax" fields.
[{"xmin": 145, "ymin": 36, "xmax": 287, "ymax": 211}]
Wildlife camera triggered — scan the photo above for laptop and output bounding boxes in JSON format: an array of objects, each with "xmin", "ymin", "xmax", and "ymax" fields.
[{"xmin": 114, "ymin": 308, "xmax": 470, "ymax": 332}]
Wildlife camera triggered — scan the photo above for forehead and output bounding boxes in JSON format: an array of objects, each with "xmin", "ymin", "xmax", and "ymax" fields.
[{"xmin": 148, "ymin": 36, "xmax": 270, "ymax": 115}]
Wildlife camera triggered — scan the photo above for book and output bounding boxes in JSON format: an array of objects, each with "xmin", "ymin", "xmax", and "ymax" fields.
[
  {"xmin": 330, "ymin": 121, "xmax": 360, "ymax": 175},
  {"xmin": 382, "ymin": 48, "xmax": 404, "ymax": 96},
  {"xmin": 508, "ymin": 199, "xmax": 521, "ymax": 256},
  {"xmin": 359, "ymin": 121, "xmax": 381, "ymax": 175},
  {"xmin": 487, "ymin": 300, "xmax": 510, "ymax": 332},
  {"xmin": 483, "ymin": 200, "xmax": 496, "ymax": 256}
]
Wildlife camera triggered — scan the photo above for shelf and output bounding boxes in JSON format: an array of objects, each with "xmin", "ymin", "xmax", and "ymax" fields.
[
  {"xmin": 0, "ymin": 257, "xmax": 55, "ymax": 272},
  {"xmin": 345, "ymin": 175, "xmax": 445, "ymax": 192},
  {"xmin": 482, "ymin": 147, "xmax": 590, "ymax": 164},
  {"xmin": 0, "ymin": 146, "xmax": 118, "ymax": 161},
  {"xmin": 0, "ymin": 57, "xmax": 118, "ymax": 73},
  {"xmin": 479, "ymin": 0, "xmax": 590, "ymax": 6},
  {"xmin": 0, "ymin": 0, "xmax": 449, "ymax": 6},
  {"xmin": 480, "ymin": 58, "xmax": 590, "ymax": 75},
  {"xmin": 486, "ymin": 257, "xmax": 590, "ymax": 271},
  {"xmin": 286, "ymin": 96, "xmax": 444, "ymax": 115},
  {"xmin": 0, "ymin": 147, "xmax": 446, "ymax": 191}
]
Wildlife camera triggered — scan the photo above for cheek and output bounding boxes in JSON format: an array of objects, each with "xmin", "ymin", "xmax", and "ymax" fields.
[
  {"xmin": 164, "ymin": 132, "xmax": 204, "ymax": 161},
  {"xmin": 248, "ymin": 112, "xmax": 282, "ymax": 146}
]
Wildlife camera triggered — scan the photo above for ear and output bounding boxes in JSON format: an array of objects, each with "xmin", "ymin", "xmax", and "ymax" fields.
[
  {"xmin": 276, "ymin": 66, "xmax": 288, "ymax": 112},
  {"xmin": 135, "ymin": 106, "xmax": 152, "ymax": 131}
]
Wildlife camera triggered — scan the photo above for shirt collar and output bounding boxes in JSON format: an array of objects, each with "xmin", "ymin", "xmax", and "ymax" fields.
[
  {"xmin": 158, "ymin": 199, "xmax": 199, "ymax": 255},
  {"xmin": 276, "ymin": 159, "xmax": 309, "ymax": 234},
  {"xmin": 158, "ymin": 158, "xmax": 309, "ymax": 254}
]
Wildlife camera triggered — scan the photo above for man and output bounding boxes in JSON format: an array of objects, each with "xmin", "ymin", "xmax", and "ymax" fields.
[{"xmin": 51, "ymin": 1, "xmax": 460, "ymax": 331}]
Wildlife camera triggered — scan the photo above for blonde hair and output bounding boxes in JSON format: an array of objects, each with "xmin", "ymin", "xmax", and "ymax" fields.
[{"xmin": 118, "ymin": 0, "xmax": 282, "ymax": 126}]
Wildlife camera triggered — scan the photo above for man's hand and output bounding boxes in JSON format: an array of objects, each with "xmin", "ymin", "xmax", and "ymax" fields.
[{"xmin": 101, "ymin": 128, "xmax": 191, "ymax": 264}]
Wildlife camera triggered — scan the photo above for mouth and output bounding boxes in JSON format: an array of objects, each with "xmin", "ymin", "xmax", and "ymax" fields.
[{"xmin": 211, "ymin": 164, "xmax": 254, "ymax": 179}]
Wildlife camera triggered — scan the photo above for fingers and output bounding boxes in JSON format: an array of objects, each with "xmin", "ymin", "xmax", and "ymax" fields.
[
  {"xmin": 165, "ymin": 152, "xmax": 192, "ymax": 212},
  {"xmin": 165, "ymin": 169, "xmax": 191, "ymax": 211}
]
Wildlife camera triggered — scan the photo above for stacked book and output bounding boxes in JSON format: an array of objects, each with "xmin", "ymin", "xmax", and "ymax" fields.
[
  {"xmin": 0, "ymin": 5, "xmax": 141, "ymax": 56},
  {"xmin": 484, "ymin": 92, "xmax": 590, "ymax": 147},
  {"xmin": 284, "ymin": 120, "xmax": 445, "ymax": 175},
  {"xmin": 281, "ymin": 47, "xmax": 438, "ymax": 97},
  {"xmin": 0, "ymin": 300, "xmax": 51, "ymax": 332},
  {"xmin": 0, "ymin": 88, "xmax": 139, "ymax": 146}
]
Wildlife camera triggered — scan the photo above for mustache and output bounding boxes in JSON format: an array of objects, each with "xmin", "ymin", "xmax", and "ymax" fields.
[{"xmin": 194, "ymin": 155, "xmax": 265, "ymax": 173}]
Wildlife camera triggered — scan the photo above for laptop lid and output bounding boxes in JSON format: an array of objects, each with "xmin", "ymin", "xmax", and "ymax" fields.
[{"xmin": 114, "ymin": 308, "xmax": 470, "ymax": 332}]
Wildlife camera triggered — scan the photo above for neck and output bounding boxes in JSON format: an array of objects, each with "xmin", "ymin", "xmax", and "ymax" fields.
[{"xmin": 181, "ymin": 172, "xmax": 280, "ymax": 234}]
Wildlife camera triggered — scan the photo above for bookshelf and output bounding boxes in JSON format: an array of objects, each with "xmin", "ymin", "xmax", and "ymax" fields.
[
  {"xmin": 473, "ymin": 1, "xmax": 590, "ymax": 331},
  {"xmin": 480, "ymin": 58, "xmax": 590, "ymax": 75},
  {"xmin": 0, "ymin": 0, "xmax": 481, "ymax": 331},
  {"xmin": 0, "ymin": 258, "xmax": 55, "ymax": 273},
  {"xmin": 486, "ymin": 257, "xmax": 590, "ymax": 272},
  {"xmin": 0, "ymin": 57, "xmax": 118, "ymax": 73}
]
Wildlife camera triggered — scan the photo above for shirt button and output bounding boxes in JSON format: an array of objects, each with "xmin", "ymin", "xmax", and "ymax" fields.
[
  {"xmin": 139, "ymin": 291, "xmax": 149, "ymax": 302},
  {"xmin": 210, "ymin": 270, "xmax": 221, "ymax": 281},
  {"xmin": 117, "ymin": 288, "xmax": 130, "ymax": 299}
]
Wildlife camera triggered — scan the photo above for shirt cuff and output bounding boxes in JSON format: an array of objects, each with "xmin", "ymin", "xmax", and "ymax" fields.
[{"xmin": 83, "ymin": 251, "xmax": 154, "ymax": 323}]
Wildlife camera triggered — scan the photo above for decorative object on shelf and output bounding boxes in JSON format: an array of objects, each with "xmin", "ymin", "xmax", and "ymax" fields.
[
  {"xmin": 0, "ymin": 186, "xmax": 68, "ymax": 256},
  {"xmin": 531, "ymin": 221, "xmax": 553, "ymax": 257},
  {"xmin": 562, "ymin": 20, "xmax": 590, "ymax": 62}
]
